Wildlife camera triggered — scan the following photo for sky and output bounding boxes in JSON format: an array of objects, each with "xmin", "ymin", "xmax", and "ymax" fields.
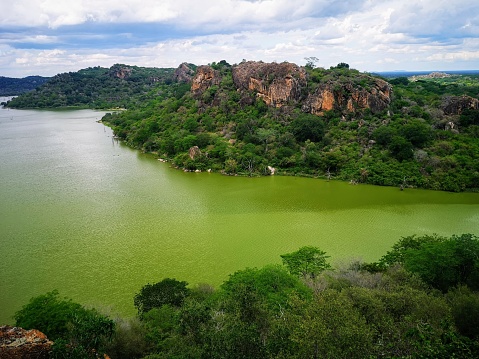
[{"xmin": 1, "ymin": 0, "xmax": 479, "ymax": 77}]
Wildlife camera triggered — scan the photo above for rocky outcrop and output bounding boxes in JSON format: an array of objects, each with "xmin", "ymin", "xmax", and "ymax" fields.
[
  {"xmin": 191, "ymin": 66, "xmax": 221, "ymax": 94},
  {"xmin": 302, "ymin": 78, "xmax": 392, "ymax": 115},
  {"xmin": 232, "ymin": 61, "xmax": 307, "ymax": 107},
  {"xmin": 109, "ymin": 65, "xmax": 132, "ymax": 80},
  {"xmin": 190, "ymin": 61, "xmax": 392, "ymax": 115},
  {"xmin": 0, "ymin": 326, "xmax": 53, "ymax": 359},
  {"xmin": 230, "ymin": 61, "xmax": 391, "ymax": 114},
  {"xmin": 410, "ymin": 72, "xmax": 451, "ymax": 81},
  {"xmin": 174, "ymin": 63, "xmax": 195, "ymax": 83},
  {"xmin": 443, "ymin": 95, "xmax": 479, "ymax": 115},
  {"xmin": 188, "ymin": 146, "xmax": 201, "ymax": 160}
]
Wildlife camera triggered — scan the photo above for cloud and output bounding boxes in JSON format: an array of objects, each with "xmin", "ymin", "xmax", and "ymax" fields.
[{"xmin": 1, "ymin": 0, "xmax": 479, "ymax": 77}]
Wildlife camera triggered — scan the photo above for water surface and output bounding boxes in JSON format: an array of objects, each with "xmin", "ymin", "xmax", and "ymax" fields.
[{"xmin": 1, "ymin": 107, "xmax": 478, "ymax": 324}]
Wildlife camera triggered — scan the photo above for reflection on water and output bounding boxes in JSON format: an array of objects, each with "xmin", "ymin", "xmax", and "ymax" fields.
[{"xmin": 1, "ymin": 108, "xmax": 478, "ymax": 324}]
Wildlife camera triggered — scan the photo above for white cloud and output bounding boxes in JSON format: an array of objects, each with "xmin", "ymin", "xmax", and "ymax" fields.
[{"xmin": 1, "ymin": 0, "xmax": 479, "ymax": 76}]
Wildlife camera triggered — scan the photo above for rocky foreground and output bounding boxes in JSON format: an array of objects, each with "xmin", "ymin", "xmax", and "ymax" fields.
[{"xmin": 0, "ymin": 326, "xmax": 53, "ymax": 359}]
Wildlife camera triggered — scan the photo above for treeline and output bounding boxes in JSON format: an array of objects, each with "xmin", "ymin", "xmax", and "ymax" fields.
[
  {"xmin": 0, "ymin": 75, "xmax": 50, "ymax": 96},
  {"xmin": 5, "ymin": 65, "xmax": 175, "ymax": 109},
  {"xmin": 102, "ymin": 62, "xmax": 479, "ymax": 192},
  {"xmin": 14, "ymin": 234, "xmax": 479, "ymax": 358}
]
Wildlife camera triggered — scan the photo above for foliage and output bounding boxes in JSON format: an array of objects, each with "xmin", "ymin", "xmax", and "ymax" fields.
[
  {"xmin": 280, "ymin": 246, "xmax": 331, "ymax": 278},
  {"xmin": 375, "ymin": 234, "xmax": 479, "ymax": 292},
  {"xmin": 0, "ymin": 75, "xmax": 50, "ymax": 96},
  {"xmin": 5, "ymin": 64, "xmax": 175, "ymax": 109},
  {"xmin": 14, "ymin": 290, "xmax": 114, "ymax": 357},
  {"xmin": 13, "ymin": 235, "xmax": 479, "ymax": 358},
  {"xmin": 134, "ymin": 278, "xmax": 190, "ymax": 315}
]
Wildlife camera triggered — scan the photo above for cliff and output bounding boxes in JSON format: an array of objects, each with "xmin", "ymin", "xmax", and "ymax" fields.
[
  {"xmin": 443, "ymin": 95, "xmax": 479, "ymax": 115},
  {"xmin": 302, "ymin": 78, "xmax": 391, "ymax": 115},
  {"xmin": 0, "ymin": 326, "xmax": 53, "ymax": 359},
  {"xmin": 191, "ymin": 65, "xmax": 222, "ymax": 94},
  {"xmin": 174, "ymin": 63, "xmax": 195, "ymax": 83},
  {"xmin": 232, "ymin": 61, "xmax": 307, "ymax": 107},
  {"xmin": 191, "ymin": 61, "xmax": 392, "ymax": 115}
]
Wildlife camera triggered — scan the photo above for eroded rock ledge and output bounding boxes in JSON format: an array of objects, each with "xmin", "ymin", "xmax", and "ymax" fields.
[{"xmin": 0, "ymin": 326, "xmax": 53, "ymax": 359}]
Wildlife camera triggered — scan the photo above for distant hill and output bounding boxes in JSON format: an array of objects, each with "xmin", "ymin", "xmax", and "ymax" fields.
[
  {"xmin": 0, "ymin": 76, "xmax": 50, "ymax": 96},
  {"xmin": 6, "ymin": 64, "xmax": 175, "ymax": 109}
]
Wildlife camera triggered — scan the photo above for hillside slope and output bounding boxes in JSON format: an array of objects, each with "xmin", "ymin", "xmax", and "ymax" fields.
[
  {"xmin": 102, "ymin": 61, "xmax": 479, "ymax": 192},
  {"xmin": 0, "ymin": 75, "xmax": 50, "ymax": 96},
  {"xmin": 5, "ymin": 64, "xmax": 175, "ymax": 109}
]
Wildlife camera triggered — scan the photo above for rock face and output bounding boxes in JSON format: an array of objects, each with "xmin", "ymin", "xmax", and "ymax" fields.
[
  {"xmin": 302, "ymin": 78, "xmax": 392, "ymax": 115},
  {"xmin": 109, "ymin": 65, "xmax": 133, "ymax": 80},
  {"xmin": 188, "ymin": 146, "xmax": 201, "ymax": 160},
  {"xmin": 191, "ymin": 65, "xmax": 221, "ymax": 94},
  {"xmin": 174, "ymin": 63, "xmax": 195, "ymax": 83},
  {"xmin": 190, "ymin": 61, "xmax": 392, "ymax": 115},
  {"xmin": 232, "ymin": 61, "xmax": 307, "ymax": 107},
  {"xmin": 0, "ymin": 326, "xmax": 53, "ymax": 359},
  {"xmin": 443, "ymin": 95, "xmax": 479, "ymax": 115}
]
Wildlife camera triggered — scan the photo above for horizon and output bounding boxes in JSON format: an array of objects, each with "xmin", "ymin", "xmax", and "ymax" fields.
[
  {"xmin": 1, "ymin": 0, "xmax": 479, "ymax": 78},
  {"xmin": 2, "ymin": 66, "xmax": 479, "ymax": 80}
]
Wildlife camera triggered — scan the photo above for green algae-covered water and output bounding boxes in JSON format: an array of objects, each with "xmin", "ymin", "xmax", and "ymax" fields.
[{"xmin": 1, "ymin": 107, "xmax": 478, "ymax": 324}]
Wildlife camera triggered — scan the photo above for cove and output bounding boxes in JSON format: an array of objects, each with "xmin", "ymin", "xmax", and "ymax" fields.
[{"xmin": 1, "ymin": 106, "xmax": 478, "ymax": 324}]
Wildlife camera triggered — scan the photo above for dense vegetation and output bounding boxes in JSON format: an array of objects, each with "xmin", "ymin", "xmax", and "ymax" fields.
[
  {"xmin": 102, "ymin": 62, "xmax": 479, "ymax": 192},
  {"xmin": 0, "ymin": 75, "xmax": 50, "ymax": 96},
  {"xmin": 6, "ymin": 61, "xmax": 479, "ymax": 192},
  {"xmin": 5, "ymin": 64, "xmax": 175, "ymax": 109},
  {"xmin": 14, "ymin": 234, "xmax": 479, "ymax": 358}
]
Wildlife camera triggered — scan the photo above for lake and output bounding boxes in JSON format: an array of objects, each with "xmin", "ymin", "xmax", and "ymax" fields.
[{"xmin": 1, "ymin": 106, "xmax": 478, "ymax": 324}]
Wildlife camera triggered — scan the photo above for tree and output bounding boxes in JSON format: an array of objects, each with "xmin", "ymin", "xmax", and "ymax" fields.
[
  {"xmin": 14, "ymin": 290, "xmax": 83, "ymax": 340},
  {"xmin": 281, "ymin": 246, "xmax": 331, "ymax": 278},
  {"xmin": 134, "ymin": 278, "xmax": 190, "ymax": 315},
  {"xmin": 378, "ymin": 234, "xmax": 479, "ymax": 292},
  {"xmin": 389, "ymin": 136, "xmax": 414, "ymax": 161},
  {"xmin": 290, "ymin": 114, "xmax": 325, "ymax": 143},
  {"xmin": 14, "ymin": 291, "xmax": 114, "ymax": 357},
  {"xmin": 304, "ymin": 56, "xmax": 319, "ymax": 69}
]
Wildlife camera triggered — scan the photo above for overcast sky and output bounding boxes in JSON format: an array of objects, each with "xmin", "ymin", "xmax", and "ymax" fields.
[{"xmin": 1, "ymin": 0, "xmax": 479, "ymax": 77}]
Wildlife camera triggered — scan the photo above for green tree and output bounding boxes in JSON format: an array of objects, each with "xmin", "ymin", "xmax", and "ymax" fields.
[
  {"xmin": 14, "ymin": 291, "xmax": 114, "ymax": 357},
  {"xmin": 389, "ymin": 136, "xmax": 414, "ymax": 161},
  {"xmin": 281, "ymin": 246, "xmax": 331, "ymax": 278},
  {"xmin": 134, "ymin": 278, "xmax": 190, "ymax": 315}
]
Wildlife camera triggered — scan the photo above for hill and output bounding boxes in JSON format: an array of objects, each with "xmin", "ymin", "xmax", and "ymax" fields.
[
  {"xmin": 103, "ymin": 61, "xmax": 479, "ymax": 192},
  {"xmin": 7, "ymin": 61, "xmax": 479, "ymax": 192},
  {"xmin": 0, "ymin": 75, "xmax": 50, "ymax": 96},
  {"xmin": 5, "ymin": 64, "xmax": 176, "ymax": 109}
]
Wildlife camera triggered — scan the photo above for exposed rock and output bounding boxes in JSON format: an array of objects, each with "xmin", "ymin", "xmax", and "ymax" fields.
[
  {"xmin": 188, "ymin": 146, "xmax": 201, "ymax": 160},
  {"xmin": 409, "ymin": 72, "xmax": 451, "ymax": 81},
  {"xmin": 302, "ymin": 78, "xmax": 392, "ymax": 115},
  {"xmin": 109, "ymin": 65, "xmax": 133, "ymax": 80},
  {"xmin": 445, "ymin": 121, "xmax": 456, "ymax": 131},
  {"xmin": 443, "ymin": 95, "xmax": 479, "ymax": 115},
  {"xmin": 231, "ymin": 61, "xmax": 390, "ymax": 114},
  {"xmin": 0, "ymin": 326, "xmax": 53, "ymax": 359},
  {"xmin": 174, "ymin": 63, "xmax": 195, "ymax": 84},
  {"xmin": 232, "ymin": 61, "xmax": 307, "ymax": 107},
  {"xmin": 191, "ymin": 66, "xmax": 221, "ymax": 94}
]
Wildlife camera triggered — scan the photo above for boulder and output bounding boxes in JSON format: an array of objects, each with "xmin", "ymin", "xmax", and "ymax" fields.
[
  {"xmin": 443, "ymin": 95, "xmax": 479, "ymax": 115},
  {"xmin": 174, "ymin": 63, "xmax": 195, "ymax": 84},
  {"xmin": 232, "ymin": 61, "xmax": 307, "ymax": 107},
  {"xmin": 191, "ymin": 66, "xmax": 221, "ymax": 94},
  {"xmin": 0, "ymin": 326, "xmax": 53, "ymax": 359}
]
